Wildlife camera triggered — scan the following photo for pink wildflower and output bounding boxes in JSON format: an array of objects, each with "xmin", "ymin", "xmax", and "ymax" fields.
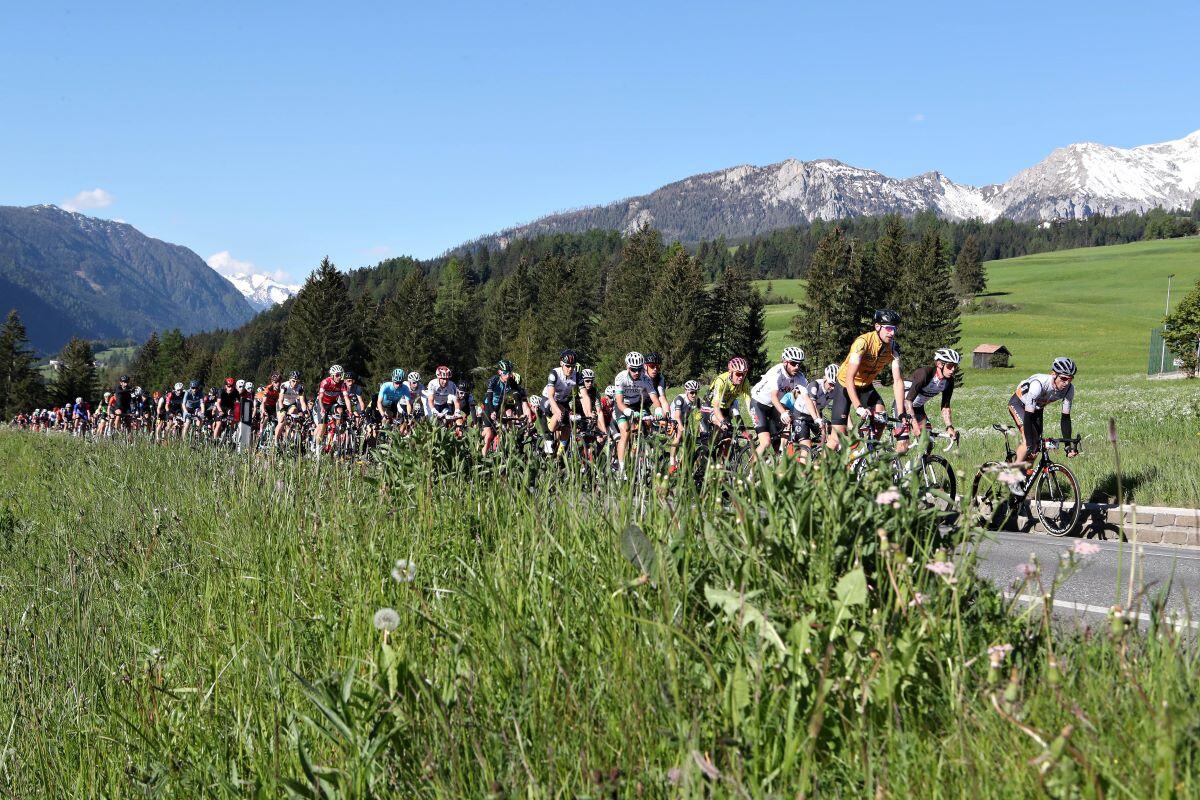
[
  {"xmin": 876, "ymin": 487, "xmax": 901, "ymax": 505},
  {"xmin": 925, "ymin": 561, "xmax": 954, "ymax": 577},
  {"xmin": 1072, "ymin": 541, "xmax": 1100, "ymax": 556}
]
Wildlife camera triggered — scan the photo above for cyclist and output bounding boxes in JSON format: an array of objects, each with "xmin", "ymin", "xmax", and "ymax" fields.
[
  {"xmin": 343, "ymin": 371, "xmax": 366, "ymax": 416},
  {"xmin": 482, "ymin": 359, "xmax": 533, "ymax": 454},
  {"xmin": 701, "ymin": 356, "xmax": 753, "ymax": 444},
  {"xmin": 899, "ymin": 348, "xmax": 961, "ymax": 450},
  {"xmin": 315, "ymin": 365, "xmax": 353, "ymax": 450},
  {"xmin": 158, "ymin": 382, "xmax": 186, "ymax": 439},
  {"xmin": 830, "ymin": 309, "xmax": 906, "ymax": 452},
  {"xmin": 95, "ymin": 393, "xmax": 112, "ymax": 437},
  {"xmin": 751, "ymin": 346, "xmax": 820, "ymax": 459},
  {"xmin": 70, "ymin": 396, "xmax": 90, "ymax": 436},
  {"xmin": 399, "ymin": 372, "xmax": 423, "ymax": 420},
  {"xmin": 668, "ymin": 379, "xmax": 700, "ymax": 472},
  {"xmin": 214, "ymin": 378, "xmax": 240, "ymax": 440},
  {"xmin": 377, "ymin": 368, "xmax": 406, "ymax": 426},
  {"xmin": 112, "ymin": 376, "xmax": 134, "ymax": 432},
  {"xmin": 425, "ymin": 366, "xmax": 464, "ymax": 431},
  {"xmin": 576, "ymin": 368, "xmax": 606, "ymax": 438},
  {"xmin": 276, "ymin": 372, "xmax": 307, "ymax": 444},
  {"xmin": 543, "ymin": 349, "xmax": 581, "ymax": 455},
  {"xmin": 235, "ymin": 379, "xmax": 256, "ymax": 451},
  {"xmin": 257, "ymin": 374, "xmax": 281, "ymax": 436},
  {"xmin": 643, "ymin": 352, "xmax": 669, "ymax": 415},
  {"xmin": 1008, "ymin": 357, "xmax": 1078, "ymax": 482},
  {"xmin": 181, "ymin": 380, "xmax": 205, "ymax": 440},
  {"xmin": 612, "ymin": 351, "xmax": 658, "ymax": 472}
]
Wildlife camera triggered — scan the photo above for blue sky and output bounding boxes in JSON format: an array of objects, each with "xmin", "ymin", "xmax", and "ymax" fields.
[{"xmin": 3, "ymin": 1, "xmax": 1198, "ymax": 283}]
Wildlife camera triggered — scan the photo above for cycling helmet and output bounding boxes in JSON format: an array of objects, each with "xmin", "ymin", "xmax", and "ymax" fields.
[
  {"xmin": 873, "ymin": 309, "xmax": 901, "ymax": 326},
  {"xmin": 289, "ymin": 371, "xmax": 300, "ymax": 380},
  {"xmin": 1051, "ymin": 356, "xmax": 1077, "ymax": 376},
  {"xmin": 824, "ymin": 363, "xmax": 839, "ymax": 383},
  {"xmin": 104, "ymin": 392, "xmax": 112, "ymax": 399},
  {"xmin": 625, "ymin": 351, "xmax": 644, "ymax": 368},
  {"xmin": 343, "ymin": 371, "xmax": 355, "ymax": 381},
  {"xmin": 269, "ymin": 372, "xmax": 281, "ymax": 382},
  {"xmin": 207, "ymin": 388, "xmax": 217, "ymax": 395},
  {"xmin": 934, "ymin": 347, "xmax": 961, "ymax": 365},
  {"xmin": 329, "ymin": 364, "xmax": 343, "ymax": 376},
  {"xmin": 119, "ymin": 375, "xmax": 129, "ymax": 382},
  {"xmin": 257, "ymin": 386, "xmax": 266, "ymax": 394},
  {"xmin": 436, "ymin": 365, "xmax": 451, "ymax": 379},
  {"xmin": 225, "ymin": 377, "xmax": 235, "ymax": 387},
  {"xmin": 75, "ymin": 397, "xmax": 83, "ymax": 404},
  {"xmin": 133, "ymin": 386, "xmax": 143, "ymax": 397},
  {"xmin": 781, "ymin": 346, "xmax": 805, "ymax": 364},
  {"xmin": 391, "ymin": 368, "xmax": 405, "ymax": 383},
  {"xmin": 644, "ymin": 351, "xmax": 662, "ymax": 366},
  {"xmin": 727, "ymin": 357, "xmax": 748, "ymax": 373},
  {"xmin": 496, "ymin": 359, "xmax": 514, "ymax": 373},
  {"xmin": 581, "ymin": 368, "xmax": 595, "ymax": 380},
  {"xmin": 189, "ymin": 379, "xmax": 200, "ymax": 389},
  {"xmin": 174, "ymin": 382, "xmax": 184, "ymax": 392},
  {"xmin": 559, "ymin": 349, "xmax": 577, "ymax": 365},
  {"xmin": 604, "ymin": 385, "xmax": 615, "ymax": 399},
  {"xmin": 683, "ymin": 380, "xmax": 699, "ymax": 393},
  {"xmin": 407, "ymin": 371, "xmax": 421, "ymax": 383}
]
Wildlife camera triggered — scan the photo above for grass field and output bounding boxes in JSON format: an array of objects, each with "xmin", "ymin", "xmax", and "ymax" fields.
[
  {"xmin": 755, "ymin": 238, "xmax": 1200, "ymax": 507},
  {"xmin": 3, "ymin": 431, "xmax": 1200, "ymax": 797}
]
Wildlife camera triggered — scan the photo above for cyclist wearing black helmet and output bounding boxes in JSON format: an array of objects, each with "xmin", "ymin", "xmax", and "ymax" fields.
[
  {"xmin": 543, "ymin": 349, "xmax": 581, "ymax": 454},
  {"xmin": 643, "ymin": 352, "xmax": 669, "ymax": 414},
  {"xmin": 829, "ymin": 310, "xmax": 906, "ymax": 451},
  {"xmin": 482, "ymin": 359, "xmax": 533, "ymax": 455}
]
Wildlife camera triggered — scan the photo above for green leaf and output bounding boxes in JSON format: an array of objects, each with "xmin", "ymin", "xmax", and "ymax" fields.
[
  {"xmin": 704, "ymin": 585, "xmax": 786, "ymax": 655},
  {"xmin": 831, "ymin": 568, "xmax": 867, "ymax": 634},
  {"xmin": 619, "ymin": 523, "xmax": 657, "ymax": 577}
]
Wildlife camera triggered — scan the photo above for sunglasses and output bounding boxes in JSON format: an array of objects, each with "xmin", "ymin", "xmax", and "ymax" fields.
[
  {"xmin": 786, "ymin": 360, "xmax": 803, "ymax": 367},
  {"xmin": 732, "ymin": 371, "xmax": 747, "ymax": 378},
  {"xmin": 880, "ymin": 325, "xmax": 897, "ymax": 333}
]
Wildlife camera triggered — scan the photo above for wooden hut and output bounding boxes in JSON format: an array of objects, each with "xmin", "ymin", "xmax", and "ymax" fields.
[{"xmin": 972, "ymin": 344, "xmax": 1011, "ymax": 369}]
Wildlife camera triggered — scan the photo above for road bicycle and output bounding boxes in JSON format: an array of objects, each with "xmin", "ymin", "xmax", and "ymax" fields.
[
  {"xmin": 847, "ymin": 413, "xmax": 958, "ymax": 512},
  {"xmin": 970, "ymin": 424, "xmax": 1082, "ymax": 536}
]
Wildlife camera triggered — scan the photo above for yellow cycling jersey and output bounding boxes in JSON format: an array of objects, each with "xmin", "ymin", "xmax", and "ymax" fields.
[
  {"xmin": 707, "ymin": 371, "xmax": 751, "ymax": 412},
  {"xmin": 837, "ymin": 332, "xmax": 901, "ymax": 388}
]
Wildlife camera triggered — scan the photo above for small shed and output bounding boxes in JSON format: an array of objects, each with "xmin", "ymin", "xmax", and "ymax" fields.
[{"xmin": 972, "ymin": 344, "xmax": 1011, "ymax": 369}]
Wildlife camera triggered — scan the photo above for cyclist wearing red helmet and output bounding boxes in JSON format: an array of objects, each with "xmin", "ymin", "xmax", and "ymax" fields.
[{"xmin": 700, "ymin": 356, "xmax": 753, "ymax": 440}]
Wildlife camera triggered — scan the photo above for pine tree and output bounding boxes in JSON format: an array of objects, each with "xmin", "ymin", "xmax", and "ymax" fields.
[
  {"xmin": 1163, "ymin": 278, "xmax": 1200, "ymax": 376},
  {"xmin": 642, "ymin": 245, "xmax": 710, "ymax": 381},
  {"xmin": 431, "ymin": 257, "xmax": 478, "ymax": 380},
  {"xmin": 157, "ymin": 328, "xmax": 188, "ymax": 387},
  {"xmin": 872, "ymin": 215, "xmax": 907, "ymax": 312},
  {"xmin": 372, "ymin": 267, "xmax": 438, "ymax": 377},
  {"xmin": 738, "ymin": 289, "xmax": 769, "ymax": 376},
  {"xmin": 281, "ymin": 257, "xmax": 358, "ymax": 383},
  {"xmin": 51, "ymin": 337, "xmax": 99, "ymax": 405},
  {"xmin": 598, "ymin": 225, "xmax": 663, "ymax": 360},
  {"xmin": 953, "ymin": 234, "xmax": 986, "ymax": 299},
  {"xmin": 529, "ymin": 254, "xmax": 596, "ymax": 378},
  {"xmin": 131, "ymin": 332, "xmax": 161, "ymax": 389},
  {"xmin": 791, "ymin": 228, "xmax": 865, "ymax": 367},
  {"xmin": 478, "ymin": 261, "xmax": 534, "ymax": 370},
  {"xmin": 895, "ymin": 231, "xmax": 961, "ymax": 366},
  {"xmin": 705, "ymin": 262, "xmax": 753, "ymax": 371},
  {"xmin": 0, "ymin": 310, "xmax": 44, "ymax": 416}
]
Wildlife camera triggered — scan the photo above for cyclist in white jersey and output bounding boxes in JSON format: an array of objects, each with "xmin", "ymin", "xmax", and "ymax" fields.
[
  {"xmin": 750, "ymin": 347, "xmax": 820, "ymax": 458},
  {"xmin": 424, "ymin": 366, "xmax": 462, "ymax": 420},
  {"xmin": 668, "ymin": 379, "xmax": 700, "ymax": 471},
  {"xmin": 1008, "ymin": 356, "xmax": 1078, "ymax": 467},
  {"xmin": 543, "ymin": 349, "xmax": 581, "ymax": 454},
  {"xmin": 612, "ymin": 351, "xmax": 658, "ymax": 472}
]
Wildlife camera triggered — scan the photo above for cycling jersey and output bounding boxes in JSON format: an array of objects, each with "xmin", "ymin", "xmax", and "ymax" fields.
[
  {"xmin": 378, "ymin": 381, "xmax": 404, "ymax": 407},
  {"xmin": 670, "ymin": 393, "xmax": 695, "ymax": 421},
  {"xmin": 751, "ymin": 363, "xmax": 808, "ymax": 406},
  {"xmin": 317, "ymin": 377, "xmax": 346, "ymax": 406},
  {"xmin": 280, "ymin": 380, "xmax": 305, "ymax": 406},
  {"xmin": 1016, "ymin": 374, "xmax": 1074, "ymax": 414},
  {"xmin": 72, "ymin": 402, "xmax": 89, "ymax": 419},
  {"xmin": 164, "ymin": 390, "xmax": 185, "ymax": 414},
  {"xmin": 837, "ymin": 332, "xmax": 901, "ymax": 388},
  {"xmin": 261, "ymin": 384, "xmax": 281, "ymax": 408},
  {"xmin": 807, "ymin": 380, "xmax": 834, "ymax": 415},
  {"xmin": 113, "ymin": 387, "xmax": 133, "ymax": 413},
  {"xmin": 707, "ymin": 371, "xmax": 751, "ymax": 413},
  {"xmin": 425, "ymin": 379, "xmax": 459, "ymax": 409},
  {"xmin": 182, "ymin": 389, "xmax": 203, "ymax": 411},
  {"xmin": 217, "ymin": 388, "xmax": 239, "ymax": 413},
  {"xmin": 544, "ymin": 366, "xmax": 580, "ymax": 404},
  {"xmin": 905, "ymin": 365, "xmax": 954, "ymax": 409},
  {"xmin": 484, "ymin": 375, "xmax": 526, "ymax": 412},
  {"xmin": 613, "ymin": 369, "xmax": 655, "ymax": 409},
  {"xmin": 343, "ymin": 383, "xmax": 364, "ymax": 410}
]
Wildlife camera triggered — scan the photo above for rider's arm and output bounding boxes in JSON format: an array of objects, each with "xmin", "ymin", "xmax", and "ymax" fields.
[
  {"xmin": 843, "ymin": 359, "xmax": 864, "ymax": 412},
  {"xmin": 890, "ymin": 358, "xmax": 905, "ymax": 417},
  {"xmin": 1060, "ymin": 384, "xmax": 1074, "ymax": 443},
  {"xmin": 614, "ymin": 384, "xmax": 631, "ymax": 416},
  {"xmin": 1022, "ymin": 380, "xmax": 1043, "ymax": 414}
]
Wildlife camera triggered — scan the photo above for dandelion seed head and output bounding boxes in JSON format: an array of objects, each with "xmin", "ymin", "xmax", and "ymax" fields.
[
  {"xmin": 373, "ymin": 607, "xmax": 400, "ymax": 632},
  {"xmin": 391, "ymin": 558, "xmax": 416, "ymax": 583}
]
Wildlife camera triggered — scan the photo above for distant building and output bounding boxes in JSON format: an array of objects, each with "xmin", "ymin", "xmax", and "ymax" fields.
[{"xmin": 972, "ymin": 344, "xmax": 1011, "ymax": 369}]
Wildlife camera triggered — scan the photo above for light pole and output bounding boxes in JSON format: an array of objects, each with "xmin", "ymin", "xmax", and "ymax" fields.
[{"xmin": 1160, "ymin": 273, "xmax": 1175, "ymax": 374}]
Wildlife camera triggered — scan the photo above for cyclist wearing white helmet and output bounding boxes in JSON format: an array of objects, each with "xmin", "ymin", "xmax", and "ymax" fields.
[
  {"xmin": 424, "ymin": 365, "xmax": 462, "ymax": 421},
  {"xmin": 543, "ymin": 349, "xmax": 581, "ymax": 454},
  {"xmin": 1009, "ymin": 356, "xmax": 1078, "ymax": 468},
  {"xmin": 750, "ymin": 346, "xmax": 820, "ymax": 458},
  {"xmin": 668, "ymin": 379, "xmax": 701, "ymax": 471},
  {"xmin": 398, "ymin": 371, "xmax": 423, "ymax": 419},
  {"xmin": 612, "ymin": 351, "xmax": 659, "ymax": 472},
  {"xmin": 898, "ymin": 347, "xmax": 961, "ymax": 450},
  {"xmin": 314, "ymin": 364, "xmax": 354, "ymax": 452}
]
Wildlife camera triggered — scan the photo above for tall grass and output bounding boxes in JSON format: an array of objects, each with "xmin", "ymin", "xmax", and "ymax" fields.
[{"xmin": 0, "ymin": 430, "xmax": 1198, "ymax": 797}]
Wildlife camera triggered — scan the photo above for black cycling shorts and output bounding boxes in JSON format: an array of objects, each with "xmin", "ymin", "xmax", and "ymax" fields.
[
  {"xmin": 1008, "ymin": 395, "xmax": 1043, "ymax": 451},
  {"xmin": 791, "ymin": 413, "xmax": 823, "ymax": 442},
  {"xmin": 830, "ymin": 383, "xmax": 883, "ymax": 426},
  {"xmin": 751, "ymin": 400, "xmax": 783, "ymax": 437}
]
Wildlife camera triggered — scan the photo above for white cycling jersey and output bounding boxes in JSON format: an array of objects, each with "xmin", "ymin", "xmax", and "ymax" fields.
[
  {"xmin": 544, "ymin": 366, "xmax": 580, "ymax": 404},
  {"xmin": 280, "ymin": 380, "xmax": 305, "ymax": 406},
  {"xmin": 613, "ymin": 369, "xmax": 655, "ymax": 408},
  {"xmin": 807, "ymin": 379, "xmax": 834, "ymax": 414},
  {"xmin": 425, "ymin": 379, "xmax": 460, "ymax": 408},
  {"xmin": 1017, "ymin": 374, "xmax": 1074, "ymax": 414},
  {"xmin": 751, "ymin": 363, "xmax": 807, "ymax": 406}
]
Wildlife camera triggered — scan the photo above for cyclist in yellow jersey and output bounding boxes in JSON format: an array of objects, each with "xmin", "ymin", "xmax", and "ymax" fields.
[
  {"xmin": 702, "ymin": 356, "xmax": 753, "ymax": 438},
  {"xmin": 829, "ymin": 309, "xmax": 907, "ymax": 451}
]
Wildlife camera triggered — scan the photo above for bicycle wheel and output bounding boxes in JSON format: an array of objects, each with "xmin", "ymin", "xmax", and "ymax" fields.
[
  {"xmin": 1034, "ymin": 463, "xmax": 1081, "ymax": 536},
  {"xmin": 917, "ymin": 454, "xmax": 957, "ymax": 513},
  {"xmin": 969, "ymin": 462, "xmax": 1017, "ymax": 531},
  {"xmin": 725, "ymin": 437, "xmax": 755, "ymax": 487}
]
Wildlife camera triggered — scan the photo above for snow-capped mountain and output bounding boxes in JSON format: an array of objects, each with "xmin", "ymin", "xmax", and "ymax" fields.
[
  {"xmin": 221, "ymin": 272, "xmax": 301, "ymax": 311},
  {"xmin": 469, "ymin": 129, "xmax": 1200, "ymax": 248}
]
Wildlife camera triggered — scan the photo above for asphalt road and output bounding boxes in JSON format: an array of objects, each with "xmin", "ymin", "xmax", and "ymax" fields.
[{"xmin": 971, "ymin": 530, "xmax": 1200, "ymax": 631}]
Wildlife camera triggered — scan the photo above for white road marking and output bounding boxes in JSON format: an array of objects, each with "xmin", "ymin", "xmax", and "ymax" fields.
[{"xmin": 1005, "ymin": 592, "xmax": 1200, "ymax": 630}]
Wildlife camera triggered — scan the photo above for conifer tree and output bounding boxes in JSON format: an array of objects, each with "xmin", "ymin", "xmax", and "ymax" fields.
[
  {"xmin": 372, "ymin": 267, "xmax": 438, "ymax": 377},
  {"xmin": 157, "ymin": 329, "xmax": 188, "ymax": 386},
  {"xmin": 281, "ymin": 257, "xmax": 358, "ymax": 383},
  {"xmin": 952, "ymin": 234, "xmax": 986, "ymax": 299},
  {"xmin": 642, "ymin": 245, "xmax": 710, "ymax": 381},
  {"xmin": 529, "ymin": 254, "xmax": 596, "ymax": 377},
  {"xmin": 705, "ymin": 262, "xmax": 753, "ymax": 371},
  {"xmin": 791, "ymin": 228, "xmax": 866, "ymax": 367},
  {"xmin": 478, "ymin": 262, "xmax": 534, "ymax": 370},
  {"xmin": 738, "ymin": 289, "xmax": 769, "ymax": 377},
  {"xmin": 431, "ymin": 257, "xmax": 478, "ymax": 379},
  {"xmin": 131, "ymin": 332, "xmax": 161, "ymax": 389},
  {"xmin": 0, "ymin": 310, "xmax": 44, "ymax": 416},
  {"xmin": 52, "ymin": 337, "xmax": 99, "ymax": 405},
  {"xmin": 598, "ymin": 224, "xmax": 663, "ymax": 359},
  {"xmin": 873, "ymin": 215, "xmax": 908, "ymax": 311},
  {"xmin": 894, "ymin": 231, "xmax": 960, "ymax": 365}
]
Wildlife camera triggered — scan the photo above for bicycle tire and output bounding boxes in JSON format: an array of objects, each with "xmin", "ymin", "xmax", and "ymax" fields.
[
  {"xmin": 969, "ymin": 462, "xmax": 1018, "ymax": 531},
  {"xmin": 918, "ymin": 454, "xmax": 957, "ymax": 512},
  {"xmin": 1034, "ymin": 463, "xmax": 1081, "ymax": 536}
]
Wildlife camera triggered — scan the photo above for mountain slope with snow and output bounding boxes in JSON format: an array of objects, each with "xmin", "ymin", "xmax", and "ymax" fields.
[
  {"xmin": 220, "ymin": 272, "xmax": 300, "ymax": 311},
  {"xmin": 468, "ymin": 129, "xmax": 1200, "ymax": 248}
]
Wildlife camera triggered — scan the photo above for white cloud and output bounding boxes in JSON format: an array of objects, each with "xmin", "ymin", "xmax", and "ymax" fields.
[
  {"xmin": 365, "ymin": 245, "xmax": 391, "ymax": 258},
  {"xmin": 207, "ymin": 250, "xmax": 292, "ymax": 283},
  {"xmin": 62, "ymin": 188, "xmax": 115, "ymax": 212},
  {"xmin": 909, "ymin": 113, "xmax": 926, "ymax": 123}
]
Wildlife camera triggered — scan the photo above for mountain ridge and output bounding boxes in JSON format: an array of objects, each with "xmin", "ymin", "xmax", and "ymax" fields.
[{"xmin": 464, "ymin": 129, "xmax": 1200, "ymax": 250}]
